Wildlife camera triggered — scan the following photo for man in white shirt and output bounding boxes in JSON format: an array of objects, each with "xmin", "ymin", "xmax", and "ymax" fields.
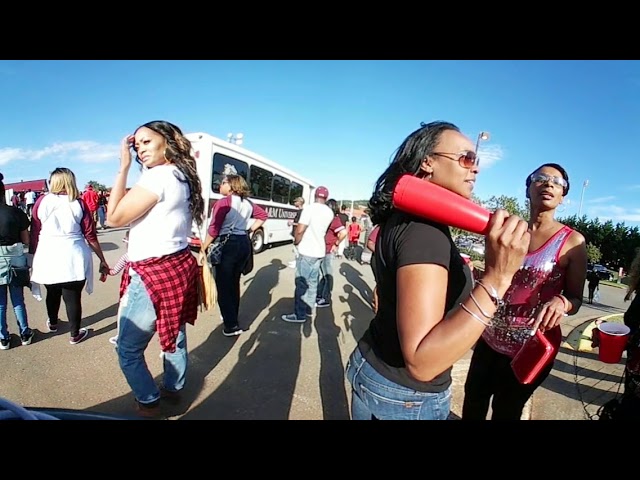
[
  {"xmin": 24, "ymin": 189, "xmax": 36, "ymax": 217},
  {"xmin": 282, "ymin": 186, "xmax": 334, "ymax": 323}
]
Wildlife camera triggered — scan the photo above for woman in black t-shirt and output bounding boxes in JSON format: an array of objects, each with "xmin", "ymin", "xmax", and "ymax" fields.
[
  {"xmin": 0, "ymin": 174, "xmax": 33, "ymax": 350},
  {"xmin": 345, "ymin": 121, "xmax": 531, "ymax": 420}
]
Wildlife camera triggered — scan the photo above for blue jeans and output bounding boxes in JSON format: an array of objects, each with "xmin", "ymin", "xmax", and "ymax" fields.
[
  {"xmin": 97, "ymin": 206, "xmax": 106, "ymax": 227},
  {"xmin": 316, "ymin": 253, "xmax": 334, "ymax": 303},
  {"xmin": 345, "ymin": 347, "xmax": 451, "ymax": 420},
  {"xmin": 0, "ymin": 284, "xmax": 29, "ymax": 339},
  {"xmin": 294, "ymin": 255, "xmax": 322, "ymax": 319},
  {"xmin": 117, "ymin": 270, "xmax": 188, "ymax": 405}
]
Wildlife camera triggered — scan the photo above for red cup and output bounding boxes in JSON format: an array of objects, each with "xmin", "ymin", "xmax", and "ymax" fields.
[
  {"xmin": 596, "ymin": 322, "xmax": 630, "ymax": 363},
  {"xmin": 392, "ymin": 175, "xmax": 492, "ymax": 235}
]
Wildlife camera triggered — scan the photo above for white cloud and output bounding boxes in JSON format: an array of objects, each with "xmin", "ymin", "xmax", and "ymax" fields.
[
  {"xmin": 461, "ymin": 131, "xmax": 505, "ymax": 169},
  {"xmin": 588, "ymin": 204, "xmax": 640, "ymax": 223},
  {"xmin": 0, "ymin": 148, "xmax": 25, "ymax": 165},
  {"xmin": 588, "ymin": 196, "xmax": 616, "ymax": 204},
  {"xmin": 0, "ymin": 141, "xmax": 119, "ymax": 165},
  {"xmin": 477, "ymin": 144, "xmax": 505, "ymax": 169}
]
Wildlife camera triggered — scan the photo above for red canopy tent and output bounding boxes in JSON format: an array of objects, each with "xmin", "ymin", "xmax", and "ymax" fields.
[{"xmin": 4, "ymin": 179, "xmax": 48, "ymax": 192}]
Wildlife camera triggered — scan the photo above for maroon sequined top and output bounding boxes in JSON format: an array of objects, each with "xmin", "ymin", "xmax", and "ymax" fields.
[{"xmin": 482, "ymin": 225, "xmax": 573, "ymax": 357}]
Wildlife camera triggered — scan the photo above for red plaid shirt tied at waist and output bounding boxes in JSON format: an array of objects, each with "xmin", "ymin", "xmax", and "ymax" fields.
[{"xmin": 119, "ymin": 247, "xmax": 199, "ymax": 353}]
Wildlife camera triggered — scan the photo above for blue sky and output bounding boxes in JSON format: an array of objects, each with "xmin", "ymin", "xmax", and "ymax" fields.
[{"xmin": 1, "ymin": 60, "xmax": 639, "ymax": 226}]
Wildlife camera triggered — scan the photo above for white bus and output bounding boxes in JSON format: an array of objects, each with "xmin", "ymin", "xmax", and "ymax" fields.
[{"xmin": 185, "ymin": 132, "xmax": 316, "ymax": 254}]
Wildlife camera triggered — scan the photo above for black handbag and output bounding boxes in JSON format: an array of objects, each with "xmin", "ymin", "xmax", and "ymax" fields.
[
  {"xmin": 208, "ymin": 234, "xmax": 230, "ymax": 266},
  {"xmin": 9, "ymin": 266, "xmax": 31, "ymax": 288}
]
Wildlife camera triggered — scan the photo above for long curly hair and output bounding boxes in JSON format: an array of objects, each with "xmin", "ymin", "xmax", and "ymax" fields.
[
  {"xmin": 134, "ymin": 120, "xmax": 205, "ymax": 227},
  {"xmin": 368, "ymin": 120, "xmax": 460, "ymax": 226}
]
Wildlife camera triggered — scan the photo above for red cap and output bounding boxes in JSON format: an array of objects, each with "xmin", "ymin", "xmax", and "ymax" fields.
[{"xmin": 315, "ymin": 186, "xmax": 329, "ymax": 199}]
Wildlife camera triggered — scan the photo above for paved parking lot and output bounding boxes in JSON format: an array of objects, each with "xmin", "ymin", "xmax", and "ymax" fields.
[{"xmin": 0, "ymin": 226, "xmax": 631, "ymax": 419}]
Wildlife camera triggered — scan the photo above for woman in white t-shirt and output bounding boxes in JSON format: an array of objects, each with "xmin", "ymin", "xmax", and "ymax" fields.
[
  {"xmin": 29, "ymin": 168, "xmax": 109, "ymax": 345},
  {"xmin": 106, "ymin": 120, "xmax": 205, "ymax": 418}
]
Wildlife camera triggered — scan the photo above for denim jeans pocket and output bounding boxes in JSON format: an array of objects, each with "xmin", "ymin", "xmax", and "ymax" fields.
[{"xmin": 355, "ymin": 362, "xmax": 451, "ymax": 420}]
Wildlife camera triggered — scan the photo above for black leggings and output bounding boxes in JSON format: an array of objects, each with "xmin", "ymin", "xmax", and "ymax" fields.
[
  {"xmin": 45, "ymin": 280, "xmax": 86, "ymax": 337},
  {"xmin": 462, "ymin": 336, "xmax": 554, "ymax": 420},
  {"xmin": 214, "ymin": 235, "xmax": 251, "ymax": 330}
]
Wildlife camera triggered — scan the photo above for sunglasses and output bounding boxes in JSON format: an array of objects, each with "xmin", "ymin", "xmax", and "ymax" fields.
[
  {"xmin": 431, "ymin": 150, "xmax": 479, "ymax": 169},
  {"xmin": 530, "ymin": 173, "xmax": 567, "ymax": 189}
]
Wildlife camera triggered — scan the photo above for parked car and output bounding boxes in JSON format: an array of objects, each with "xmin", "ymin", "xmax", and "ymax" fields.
[
  {"xmin": 588, "ymin": 264, "xmax": 613, "ymax": 281},
  {"xmin": 471, "ymin": 242, "xmax": 485, "ymax": 256}
]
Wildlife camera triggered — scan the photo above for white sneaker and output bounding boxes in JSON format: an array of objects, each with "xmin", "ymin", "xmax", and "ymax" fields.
[
  {"xmin": 287, "ymin": 261, "xmax": 296, "ymax": 269},
  {"xmin": 281, "ymin": 313, "xmax": 305, "ymax": 323}
]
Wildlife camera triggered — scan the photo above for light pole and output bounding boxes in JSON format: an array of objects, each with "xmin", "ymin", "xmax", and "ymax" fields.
[
  {"xmin": 578, "ymin": 180, "xmax": 589, "ymax": 217},
  {"xmin": 475, "ymin": 131, "xmax": 490, "ymax": 154},
  {"xmin": 227, "ymin": 132, "xmax": 244, "ymax": 146}
]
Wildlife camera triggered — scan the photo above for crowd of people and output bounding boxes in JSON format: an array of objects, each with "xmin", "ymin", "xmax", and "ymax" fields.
[{"xmin": 2, "ymin": 118, "xmax": 637, "ymax": 421}]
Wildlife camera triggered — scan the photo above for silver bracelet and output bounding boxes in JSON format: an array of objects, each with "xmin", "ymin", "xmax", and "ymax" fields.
[
  {"xmin": 475, "ymin": 280, "xmax": 505, "ymax": 309},
  {"xmin": 459, "ymin": 303, "xmax": 492, "ymax": 327},
  {"xmin": 469, "ymin": 292, "xmax": 494, "ymax": 319}
]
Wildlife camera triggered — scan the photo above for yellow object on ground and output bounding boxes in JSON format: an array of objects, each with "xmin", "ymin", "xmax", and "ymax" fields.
[{"xmin": 563, "ymin": 314, "xmax": 624, "ymax": 352}]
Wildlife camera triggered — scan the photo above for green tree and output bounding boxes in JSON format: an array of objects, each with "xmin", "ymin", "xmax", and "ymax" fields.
[
  {"xmin": 586, "ymin": 243, "xmax": 601, "ymax": 264},
  {"xmin": 87, "ymin": 180, "xmax": 108, "ymax": 192},
  {"xmin": 559, "ymin": 214, "xmax": 640, "ymax": 271},
  {"xmin": 482, "ymin": 195, "xmax": 528, "ymax": 219}
]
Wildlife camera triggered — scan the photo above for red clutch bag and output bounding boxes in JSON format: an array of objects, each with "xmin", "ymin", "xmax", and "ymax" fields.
[{"xmin": 510, "ymin": 330, "xmax": 557, "ymax": 385}]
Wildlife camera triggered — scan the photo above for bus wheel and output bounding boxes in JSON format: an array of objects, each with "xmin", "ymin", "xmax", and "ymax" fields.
[{"xmin": 252, "ymin": 229, "xmax": 264, "ymax": 254}]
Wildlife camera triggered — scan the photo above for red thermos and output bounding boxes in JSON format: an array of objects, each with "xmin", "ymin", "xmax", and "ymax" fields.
[{"xmin": 392, "ymin": 175, "xmax": 492, "ymax": 235}]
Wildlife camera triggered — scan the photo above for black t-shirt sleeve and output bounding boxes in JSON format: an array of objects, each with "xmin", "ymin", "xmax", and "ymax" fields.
[
  {"xmin": 395, "ymin": 220, "xmax": 452, "ymax": 270},
  {"xmin": 17, "ymin": 208, "xmax": 30, "ymax": 231}
]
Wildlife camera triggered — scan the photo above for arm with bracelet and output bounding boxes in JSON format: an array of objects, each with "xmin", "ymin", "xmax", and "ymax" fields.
[{"xmin": 396, "ymin": 209, "xmax": 530, "ymax": 382}]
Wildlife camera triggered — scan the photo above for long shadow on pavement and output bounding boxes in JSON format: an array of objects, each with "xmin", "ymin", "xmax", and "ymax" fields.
[
  {"xmin": 87, "ymin": 322, "xmax": 238, "ymax": 418},
  {"xmin": 99, "ymin": 242, "xmax": 121, "ymax": 252},
  {"xmin": 339, "ymin": 262, "xmax": 374, "ymax": 309},
  {"xmin": 82, "ymin": 302, "xmax": 120, "ymax": 338},
  {"xmin": 539, "ymin": 345, "xmax": 626, "ymax": 412},
  {"xmin": 239, "ymin": 259, "xmax": 286, "ymax": 331},
  {"xmin": 337, "ymin": 284, "xmax": 374, "ymax": 345},
  {"xmin": 181, "ymin": 298, "xmax": 301, "ymax": 420},
  {"xmin": 314, "ymin": 305, "xmax": 349, "ymax": 420},
  {"xmin": 87, "ymin": 261, "xmax": 289, "ymax": 419}
]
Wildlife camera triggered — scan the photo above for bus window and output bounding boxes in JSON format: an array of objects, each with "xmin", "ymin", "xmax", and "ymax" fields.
[
  {"xmin": 212, "ymin": 153, "xmax": 249, "ymax": 193},
  {"xmin": 289, "ymin": 182, "xmax": 303, "ymax": 205},
  {"xmin": 249, "ymin": 165, "xmax": 273, "ymax": 201},
  {"xmin": 272, "ymin": 175, "xmax": 291, "ymax": 204}
]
